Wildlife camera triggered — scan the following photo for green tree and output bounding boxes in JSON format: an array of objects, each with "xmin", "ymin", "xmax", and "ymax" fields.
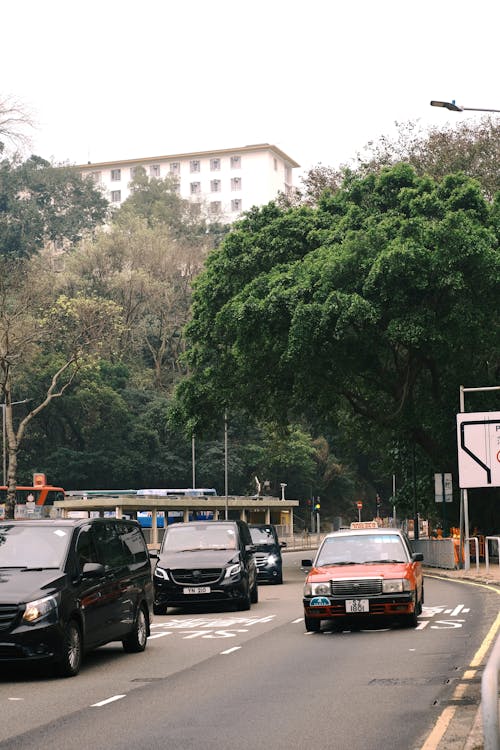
[
  {"xmin": 176, "ymin": 165, "xmax": 500, "ymax": 518},
  {"xmin": 0, "ymin": 255, "xmax": 122, "ymax": 517},
  {"xmin": 0, "ymin": 155, "xmax": 108, "ymax": 258}
]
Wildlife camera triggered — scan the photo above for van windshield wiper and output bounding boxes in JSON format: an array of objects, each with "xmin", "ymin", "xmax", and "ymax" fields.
[{"xmin": 363, "ymin": 559, "xmax": 405, "ymax": 564}]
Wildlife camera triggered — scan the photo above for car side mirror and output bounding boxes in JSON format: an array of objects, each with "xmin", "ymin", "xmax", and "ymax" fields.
[
  {"xmin": 82, "ymin": 562, "xmax": 105, "ymax": 577},
  {"xmin": 280, "ymin": 541, "xmax": 287, "ymax": 548},
  {"xmin": 246, "ymin": 544, "xmax": 257, "ymax": 553},
  {"xmin": 301, "ymin": 559, "xmax": 313, "ymax": 567},
  {"xmin": 149, "ymin": 550, "xmax": 159, "ymax": 559},
  {"xmin": 412, "ymin": 552, "xmax": 424, "ymax": 562}
]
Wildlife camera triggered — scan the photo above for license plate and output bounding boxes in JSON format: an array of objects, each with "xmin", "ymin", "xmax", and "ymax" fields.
[
  {"xmin": 345, "ymin": 599, "xmax": 369, "ymax": 613},
  {"xmin": 183, "ymin": 586, "xmax": 210, "ymax": 594}
]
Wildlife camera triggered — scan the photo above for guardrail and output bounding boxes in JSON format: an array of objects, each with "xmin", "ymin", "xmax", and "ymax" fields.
[{"xmin": 482, "ymin": 630, "xmax": 500, "ymax": 750}]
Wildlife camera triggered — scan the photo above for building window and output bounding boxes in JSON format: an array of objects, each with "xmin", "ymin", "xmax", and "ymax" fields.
[
  {"xmin": 110, "ymin": 168, "xmax": 121, "ymax": 181},
  {"xmin": 231, "ymin": 177, "xmax": 242, "ymax": 191},
  {"xmin": 230, "ymin": 155, "xmax": 241, "ymax": 169},
  {"xmin": 130, "ymin": 166, "xmax": 143, "ymax": 179},
  {"xmin": 170, "ymin": 162, "xmax": 180, "ymax": 174},
  {"xmin": 210, "ymin": 158, "xmax": 221, "ymax": 171},
  {"xmin": 190, "ymin": 160, "xmax": 200, "ymax": 173},
  {"xmin": 231, "ymin": 199, "xmax": 242, "ymax": 212},
  {"xmin": 111, "ymin": 190, "xmax": 121, "ymax": 202},
  {"xmin": 89, "ymin": 171, "xmax": 101, "ymax": 183},
  {"xmin": 210, "ymin": 201, "xmax": 222, "ymax": 214},
  {"xmin": 285, "ymin": 166, "xmax": 292, "ymax": 183},
  {"xmin": 150, "ymin": 164, "xmax": 161, "ymax": 177},
  {"xmin": 211, "ymin": 179, "xmax": 221, "ymax": 192},
  {"xmin": 274, "ymin": 158, "xmax": 278, "ymax": 171},
  {"xmin": 190, "ymin": 182, "xmax": 201, "ymax": 194}
]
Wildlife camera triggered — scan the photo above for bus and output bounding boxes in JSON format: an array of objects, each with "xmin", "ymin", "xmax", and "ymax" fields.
[
  {"xmin": 0, "ymin": 474, "xmax": 65, "ymax": 519},
  {"xmin": 137, "ymin": 488, "xmax": 217, "ymax": 497}
]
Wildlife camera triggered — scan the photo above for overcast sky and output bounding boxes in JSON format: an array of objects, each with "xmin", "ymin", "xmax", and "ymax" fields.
[{"xmin": 3, "ymin": 0, "xmax": 499, "ymax": 182}]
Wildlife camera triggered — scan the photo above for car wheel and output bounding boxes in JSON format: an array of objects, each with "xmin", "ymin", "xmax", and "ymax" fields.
[
  {"xmin": 56, "ymin": 619, "xmax": 82, "ymax": 677},
  {"xmin": 250, "ymin": 579, "xmax": 258, "ymax": 604},
  {"xmin": 304, "ymin": 616, "xmax": 321, "ymax": 632},
  {"xmin": 123, "ymin": 605, "xmax": 148, "ymax": 653},
  {"xmin": 236, "ymin": 584, "xmax": 251, "ymax": 611}
]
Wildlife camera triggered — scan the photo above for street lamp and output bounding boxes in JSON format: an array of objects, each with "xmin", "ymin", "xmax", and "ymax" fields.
[
  {"xmin": 430, "ymin": 99, "xmax": 500, "ymax": 113},
  {"xmin": 2, "ymin": 399, "xmax": 31, "ymax": 485}
]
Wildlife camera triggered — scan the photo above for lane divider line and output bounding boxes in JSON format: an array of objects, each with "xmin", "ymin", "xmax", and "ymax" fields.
[
  {"xmin": 220, "ymin": 647, "xmax": 241, "ymax": 655},
  {"xmin": 91, "ymin": 695, "xmax": 126, "ymax": 707}
]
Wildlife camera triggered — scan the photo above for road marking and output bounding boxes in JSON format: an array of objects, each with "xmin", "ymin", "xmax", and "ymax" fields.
[
  {"xmin": 220, "ymin": 646, "xmax": 241, "ymax": 655},
  {"xmin": 292, "ymin": 618, "xmax": 303, "ymax": 624},
  {"xmin": 419, "ymin": 577, "xmax": 500, "ymax": 750},
  {"xmin": 91, "ymin": 695, "xmax": 126, "ymax": 707},
  {"xmin": 149, "ymin": 632, "xmax": 171, "ymax": 639}
]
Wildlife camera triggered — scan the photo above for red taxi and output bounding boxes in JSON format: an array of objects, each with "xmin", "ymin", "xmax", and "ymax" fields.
[{"xmin": 302, "ymin": 524, "xmax": 423, "ymax": 631}]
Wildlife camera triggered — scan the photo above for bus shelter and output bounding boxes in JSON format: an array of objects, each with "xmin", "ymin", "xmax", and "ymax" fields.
[{"xmin": 54, "ymin": 493, "xmax": 299, "ymax": 547}]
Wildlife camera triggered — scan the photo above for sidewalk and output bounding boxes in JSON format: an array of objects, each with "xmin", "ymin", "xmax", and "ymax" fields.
[{"xmin": 424, "ymin": 560, "xmax": 500, "ymax": 587}]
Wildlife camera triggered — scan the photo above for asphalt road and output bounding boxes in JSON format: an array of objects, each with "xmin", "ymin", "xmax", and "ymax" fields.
[{"xmin": 0, "ymin": 552, "xmax": 497, "ymax": 750}]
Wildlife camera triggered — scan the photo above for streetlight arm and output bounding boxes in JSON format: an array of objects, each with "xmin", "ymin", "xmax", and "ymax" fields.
[{"xmin": 431, "ymin": 100, "xmax": 500, "ymax": 113}]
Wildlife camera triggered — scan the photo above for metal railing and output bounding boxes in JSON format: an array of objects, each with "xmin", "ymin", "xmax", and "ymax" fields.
[{"xmin": 486, "ymin": 537, "xmax": 500, "ymax": 573}]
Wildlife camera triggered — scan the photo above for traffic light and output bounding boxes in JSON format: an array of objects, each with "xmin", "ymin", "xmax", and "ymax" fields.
[
  {"xmin": 376, "ymin": 494, "xmax": 381, "ymax": 513},
  {"xmin": 314, "ymin": 500, "xmax": 320, "ymax": 510}
]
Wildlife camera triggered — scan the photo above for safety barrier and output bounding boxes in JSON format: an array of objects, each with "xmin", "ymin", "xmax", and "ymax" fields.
[
  {"xmin": 413, "ymin": 538, "xmax": 456, "ymax": 569},
  {"xmin": 486, "ymin": 537, "xmax": 500, "ymax": 574}
]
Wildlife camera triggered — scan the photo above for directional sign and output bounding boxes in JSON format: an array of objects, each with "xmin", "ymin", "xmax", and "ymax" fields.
[{"xmin": 456, "ymin": 411, "xmax": 500, "ymax": 488}]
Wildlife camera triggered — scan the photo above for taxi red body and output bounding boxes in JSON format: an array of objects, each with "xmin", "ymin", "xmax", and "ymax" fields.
[{"xmin": 302, "ymin": 525, "xmax": 424, "ymax": 631}]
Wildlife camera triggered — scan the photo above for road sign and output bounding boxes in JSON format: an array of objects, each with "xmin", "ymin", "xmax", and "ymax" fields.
[
  {"xmin": 456, "ymin": 411, "xmax": 500, "ymax": 488},
  {"xmin": 434, "ymin": 473, "xmax": 453, "ymax": 502}
]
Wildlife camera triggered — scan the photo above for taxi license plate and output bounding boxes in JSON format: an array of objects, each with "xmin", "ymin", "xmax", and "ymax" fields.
[
  {"xmin": 183, "ymin": 586, "xmax": 210, "ymax": 594},
  {"xmin": 345, "ymin": 599, "xmax": 369, "ymax": 613}
]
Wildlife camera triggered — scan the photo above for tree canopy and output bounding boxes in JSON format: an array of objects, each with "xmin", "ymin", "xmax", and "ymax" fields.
[{"xmin": 176, "ymin": 164, "xmax": 500, "ymax": 491}]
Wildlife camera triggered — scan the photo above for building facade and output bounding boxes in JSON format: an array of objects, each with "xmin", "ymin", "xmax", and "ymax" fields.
[{"xmin": 77, "ymin": 143, "xmax": 299, "ymax": 222}]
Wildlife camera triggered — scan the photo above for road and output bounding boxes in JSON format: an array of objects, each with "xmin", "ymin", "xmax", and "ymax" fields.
[{"xmin": 0, "ymin": 551, "xmax": 498, "ymax": 750}]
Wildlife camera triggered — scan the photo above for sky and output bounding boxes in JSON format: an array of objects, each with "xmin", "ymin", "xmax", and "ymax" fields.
[{"xmin": 3, "ymin": 0, "xmax": 500, "ymax": 183}]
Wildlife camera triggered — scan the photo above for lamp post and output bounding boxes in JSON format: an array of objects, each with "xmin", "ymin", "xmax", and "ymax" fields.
[
  {"xmin": 430, "ymin": 99, "xmax": 500, "ymax": 113},
  {"xmin": 2, "ymin": 399, "xmax": 31, "ymax": 486}
]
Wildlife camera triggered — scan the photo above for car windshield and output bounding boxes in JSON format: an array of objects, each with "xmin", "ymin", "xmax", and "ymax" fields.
[
  {"xmin": 162, "ymin": 524, "xmax": 237, "ymax": 552},
  {"xmin": 0, "ymin": 524, "xmax": 70, "ymax": 568},
  {"xmin": 316, "ymin": 534, "xmax": 408, "ymax": 567},
  {"xmin": 250, "ymin": 527, "xmax": 275, "ymax": 545}
]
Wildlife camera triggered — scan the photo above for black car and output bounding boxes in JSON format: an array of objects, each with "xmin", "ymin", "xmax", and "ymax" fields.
[
  {"xmin": 249, "ymin": 524, "xmax": 286, "ymax": 584},
  {"xmin": 153, "ymin": 520, "xmax": 258, "ymax": 614},
  {"xmin": 0, "ymin": 518, "xmax": 153, "ymax": 676}
]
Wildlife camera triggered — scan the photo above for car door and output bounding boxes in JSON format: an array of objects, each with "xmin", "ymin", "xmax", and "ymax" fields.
[{"xmin": 73, "ymin": 524, "xmax": 117, "ymax": 647}]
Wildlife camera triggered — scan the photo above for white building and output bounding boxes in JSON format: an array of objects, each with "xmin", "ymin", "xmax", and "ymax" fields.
[{"xmin": 77, "ymin": 143, "xmax": 299, "ymax": 222}]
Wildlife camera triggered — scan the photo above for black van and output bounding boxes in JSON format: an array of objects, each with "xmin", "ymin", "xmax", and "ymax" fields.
[
  {"xmin": 153, "ymin": 520, "xmax": 258, "ymax": 614},
  {"xmin": 0, "ymin": 518, "xmax": 153, "ymax": 676},
  {"xmin": 248, "ymin": 524, "xmax": 286, "ymax": 584}
]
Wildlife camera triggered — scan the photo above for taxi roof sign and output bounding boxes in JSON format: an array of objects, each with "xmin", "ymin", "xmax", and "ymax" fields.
[{"xmin": 350, "ymin": 521, "xmax": 379, "ymax": 529}]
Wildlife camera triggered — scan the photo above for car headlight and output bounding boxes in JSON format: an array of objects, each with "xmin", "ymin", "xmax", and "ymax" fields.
[
  {"xmin": 154, "ymin": 566, "xmax": 170, "ymax": 581},
  {"xmin": 304, "ymin": 581, "xmax": 331, "ymax": 596},
  {"xmin": 23, "ymin": 594, "xmax": 58, "ymax": 624},
  {"xmin": 382, "ymin": 578, "xmax": 411, "ymax": 593},
  {"xmin": 225, "ymin": 562, "xmax": 242, "ymax": 579},
  {"xmin": 266, "ymin": 554, "xmax": 278, "ymax": 566}
]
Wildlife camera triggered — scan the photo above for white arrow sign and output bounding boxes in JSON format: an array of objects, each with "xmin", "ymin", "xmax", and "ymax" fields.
[{"xmin": 456, "ymin": 411, "xmax": 500, "ymax": 489}]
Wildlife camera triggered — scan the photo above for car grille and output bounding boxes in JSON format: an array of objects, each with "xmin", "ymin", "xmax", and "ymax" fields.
[
  {"xmin": 330, "ymin": 578, "xmax": 383, "ymax": 596},
  {"xmin": 254, "ymin": 553, "xmax": 269, "ymax": 568},
  {"xmin": 170, "ymin": 568, "xmax": 223, "ymax": 586},
  {"xmin": 0, "ymin": 604, "xmax": 20, "ymax": 631}
]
